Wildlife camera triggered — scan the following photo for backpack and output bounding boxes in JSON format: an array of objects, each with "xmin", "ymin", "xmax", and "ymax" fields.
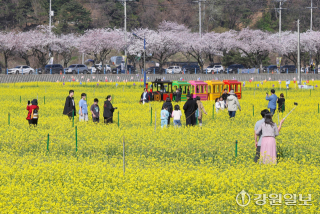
[{"xmin": 31, "ymin": 109, "xmax": 39, "ymax": 119}]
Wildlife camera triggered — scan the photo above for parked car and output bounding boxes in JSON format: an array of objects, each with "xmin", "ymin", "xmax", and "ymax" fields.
[
  {"xmin": 280, "ymin": 65, "xmax": 296, "ymax": 73},
  {"xmin": 181, "ymin": 64, "xmax": 201, "ymax": 74},
  {"xmin": 146, "ymin": 67, "xmax": 166, "ymax": 74},
  {"xmin": 263, "ymin": 65, "xmax": 278, "ymax": 73},
  {"xmin": 66, "ymin": 64, "xmax": 89, "ymax": 74},
  {"xmin": 206, "ymin": 65, "xmax": 224, "ymax": 73},
  {"xmin": 166, "ymin": 66, "xmax": 182, "ymax": 74},
  {"xmin": 225, "ymin": 64, "xmax": 245, "ymax": 73},
  {"xmin": 38, "ymin": 64, "xmax": 64, "ymax": 74},
  {"xmin": 7, "ymin": 65, "xmax": 35, "ymax": 74},
  {"xmin": 111, "ymin": 65, "xmax": 136, "ymax": 74},
  {"xmin": 91, "ymin": 64, "xmax": 112, "ymax": 74}
]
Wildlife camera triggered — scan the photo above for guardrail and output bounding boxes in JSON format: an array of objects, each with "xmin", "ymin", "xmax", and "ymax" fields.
[{"xmin": 0, "ymin": 73, "xmax": 319, "ymax": 83}]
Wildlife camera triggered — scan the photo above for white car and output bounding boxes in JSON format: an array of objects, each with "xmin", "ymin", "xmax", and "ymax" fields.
[
  {"xmin": 90, "ymin": 64, "xmax": 112, "ymax": 73},
  {"xmin": 7, "ymin": 65, "xmax": 35, "ymax": 74},
  {"xmin": 206, "ymin": 65, "xmax": 224, "ymax": 73},
  {"xmin": 167, "ymin": 66, "xmax": 182, "ymax": 74}
]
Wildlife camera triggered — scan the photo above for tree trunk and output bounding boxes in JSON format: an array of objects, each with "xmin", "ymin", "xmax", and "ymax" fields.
[{"xmin": 4, "ymin": 51, "xmax": 8, "ymax": 69}]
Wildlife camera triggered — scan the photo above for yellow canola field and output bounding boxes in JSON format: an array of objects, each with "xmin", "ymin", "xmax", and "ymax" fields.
[{"xmin": 0, "ymin": 81, "xmax": 319, "ymax": 213}]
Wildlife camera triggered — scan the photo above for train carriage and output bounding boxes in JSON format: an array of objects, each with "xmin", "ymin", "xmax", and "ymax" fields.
[
  {"xmin": 223, "ymin": 80, "xmax": 242, "ymax": 99},
  {"xmin": 205, "ymin": 80, "xmax": 225, "ymax": 101},
  {"xmin": 188, "ymin": 81, "xmax": 208, "ymax": 100},
  {"xmin": 172, "ymin": 81, "xmax": 191, "ymax": 101},
  {"xmin": 151, "ymin": 80, "xmax": 173, "ymax": 101}
]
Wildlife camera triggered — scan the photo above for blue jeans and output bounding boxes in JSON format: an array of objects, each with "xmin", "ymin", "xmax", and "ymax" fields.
[
  {"xmin": 161, "ymin": 119, "xmax": 168, "ymax": 128},
  {"xmin": 173, "ymin": 120, "xmax": 181, "ymax": 126},
  {"xmin": 270, "ymin": 108, "xmax": 276, "ymax": 115},
  {"xmin": 229, "ymin": 111, "xmax": 236, "ymax": 118}
]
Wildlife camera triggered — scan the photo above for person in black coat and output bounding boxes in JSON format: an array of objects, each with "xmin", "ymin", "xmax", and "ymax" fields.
[
  {"xmin": 162, "ymin": 97, "xmax": 173, "ymax": 125},
  {"xmin": 63, "ymin": 90, "xmax": 76, "ymax": 118},
  {"xmin": 103, "ymin": 95, "xmax": 117, "ymax": 124},
  {"xmin": 140, "ymin": 88, "xmax": 150, "ymax": 103},
  {"xmin": 183, "ymin": 95, "xmax": 198, "ymax": 126},
  {"xmin": 174, "ymin": 89, "xmax": 182, "ymax": 102}
]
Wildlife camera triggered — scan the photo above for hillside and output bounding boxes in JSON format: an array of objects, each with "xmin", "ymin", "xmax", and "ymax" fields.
[{"xmin": 0, "ymin": 0, "xmax": 318, "ymax": 33}]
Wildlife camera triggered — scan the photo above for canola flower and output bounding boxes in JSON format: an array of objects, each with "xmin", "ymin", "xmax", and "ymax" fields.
[{"xmin": 0, "ymin": 80, "xmax": 319, "ymax": 213}]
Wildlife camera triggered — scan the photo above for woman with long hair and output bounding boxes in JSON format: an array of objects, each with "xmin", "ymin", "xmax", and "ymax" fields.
[{"xmin": 255, "ymin": 114, "xmax": 285, "ymax": 164}]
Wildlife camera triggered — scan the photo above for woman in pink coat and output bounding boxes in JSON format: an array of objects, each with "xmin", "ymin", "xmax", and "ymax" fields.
[{"xmin": 255, "ymin": 114, "xmax": 285, "ymax": 164}]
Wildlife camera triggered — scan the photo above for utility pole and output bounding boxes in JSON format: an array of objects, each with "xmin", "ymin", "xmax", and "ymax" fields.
[
  {"xmin": 49, "ymin": 0, "xmax": 51, "ymax": 33},
  {"xmin": 193, "ymin": 0, "xmax": 206, "ymax": 72},
  {"xmin": 193, "ymin": 0, "xmax": 206, "ymax": 38},
  {"xmin": 275, "ymin": 0, "xmax": 287, "ymax": 47},
  {"xmin": 118, "ymin": 0, "xmax": 132, "ymax": 72},
  {"xmin": 297, "ymin": 19, "xmax": 301, "ymax": 85},
  {"xmin": 132, "ymin": 33, "xmax": 146, "ymax": 78},
  {"xmin": 306, "ymin": 0, "xmax": 317, "ymax": 31},
  {"xmin": 144, "ymin": 34, "xmax": 146, "ymax": 74},
  {"xmin": 124, "ymin": 1, "xmax": 127, "ymax": 71},
  {"xmin": 199, "ymin": 1, "xmax": 202, "ymax": 37},
  {"xmin": 306, "ymin": 0, "xmax": 317, "ymax": 67}
]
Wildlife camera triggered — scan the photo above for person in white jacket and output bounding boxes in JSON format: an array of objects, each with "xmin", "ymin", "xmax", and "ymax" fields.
[{"xmin": 226, "ymin": 90, "xmax": 241, "ymax": 118}]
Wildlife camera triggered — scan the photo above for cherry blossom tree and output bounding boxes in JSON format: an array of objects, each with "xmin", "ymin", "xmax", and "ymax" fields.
[
  {"xmin": 52, "ymin": 34, "xmax": 79, "ymax": 68},
  {"xmin": 202, "ymin": 32, "xmax": 223, "ymax": 64},
  {"xmin": 274, "ymin": 31, "xmax": 299, "ymax": 66},
  {"xmin": 300, "ymin": 30, "xmax": 320, "ymax": 66},
  {"xmin": 26, "ymin": 26, "xmax": 54, "ymax": 68},
  {"xmin": 127, "ymin": 28, "xmax": 151, "ymax": 71},
  {"xmin": 0, "ymin": 31, "xmax": 17, "ymax": 68},
  {"xmin": 15, "ymin": 31, "xmax": 33, "ymax": 66},
  {"xmin": 233, "ymin": 28, "xmax": 273, "ymax": 69},
  {"xmin": 179, "ymin": 32, "xmax": 206, "ymax": 72},
  {"xmin": 78, "ymin": 28, "xmax": 124, "ymax": 72},
  {"xmin": 145, "ymin": 21, "xmax": 184, "ymax": 70}
]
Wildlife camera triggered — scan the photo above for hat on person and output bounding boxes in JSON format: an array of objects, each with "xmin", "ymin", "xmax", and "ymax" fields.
[
  {"xmin": 31, "ymin": 99, "xmax": 38, "ymax": 105},
  {"xmin": 186, "ymin": 94, "xmax": 192, "ymax": 98},
  {"xmin": 228, "ymin": 90, "xmax": 235, "ymax": 95}
]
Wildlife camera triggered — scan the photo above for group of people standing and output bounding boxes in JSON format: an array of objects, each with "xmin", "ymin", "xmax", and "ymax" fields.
[
  {"xmin": 253, "ymin": 89, "xmax": 287, "ymax": 165},
  {"xmin": 215, "ymin": 89, "xmax": 241, "ymax": 118},
  {"xmin": 62, "ymin": 90, "xmax": 117, "ymax": 124},
  {"xmin": 266, "ymin": 89, "xmax": 286, "ymax": 114},
  {"xmin": 160, "ymin": 95, "xmax": 208, "ymax": 128}
]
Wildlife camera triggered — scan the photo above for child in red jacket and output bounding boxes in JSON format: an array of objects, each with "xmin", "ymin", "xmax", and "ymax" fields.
[{"xmin": 26, "ymin": 99, "xmax": 39, "ymax": 126}]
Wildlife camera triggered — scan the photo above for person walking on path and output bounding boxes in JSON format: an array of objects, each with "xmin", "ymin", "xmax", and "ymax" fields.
[
  {"xmin": 103, "ymin": 95, "xmax": 117, "ymax": 124},
  {"xmin": 196, "ymin": 96, "xmax": 207, "ymax": 126},
  {"xmin": 254, "ymin": 109, "xmax": 270, "ymax": 163},
  {"xmin": 160, "ymin": 106, "xmax": 169, "ymax": 128},
  {"xmin": 183, "ymin": 94, "xmax": 198, "ymax": 126},
  {"xmin": 277, "ymin": 93, "xmax": 285, "ymax": 112},
  {"xmin": 90, "ymin": 98, "xmax": 100, "ymax": 123},
  {"xmin": 26, "ymin": 99, "xmax": 39, "ymax": 126},
  {"xmin": 79, "ymin": 93, "xmax": 88, "ymax": 122},
  {"xmin": 266, "ymin": 89, "xmax": 277, "ymax": 115},
  {"xmin": 255, "ymin": 114, "xmax": 285, "ymax": 165},
  {"xmin": 226, "ymin": 90, "xmax": 241, "ymax": 118},
  {"xmin": 172, "ymin": 105, "xmax": 182, "ymax": 127},
  {"xmin": 162, "ymin": 97, "xmax": 173, "ymax": 125},
  {"xmin": 63, "ymin": 90, "xmax": 76, "ymax": 118},
  {"xmin": 174, "ymin": 89, "xmax": 181, "ymax": 102}
]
